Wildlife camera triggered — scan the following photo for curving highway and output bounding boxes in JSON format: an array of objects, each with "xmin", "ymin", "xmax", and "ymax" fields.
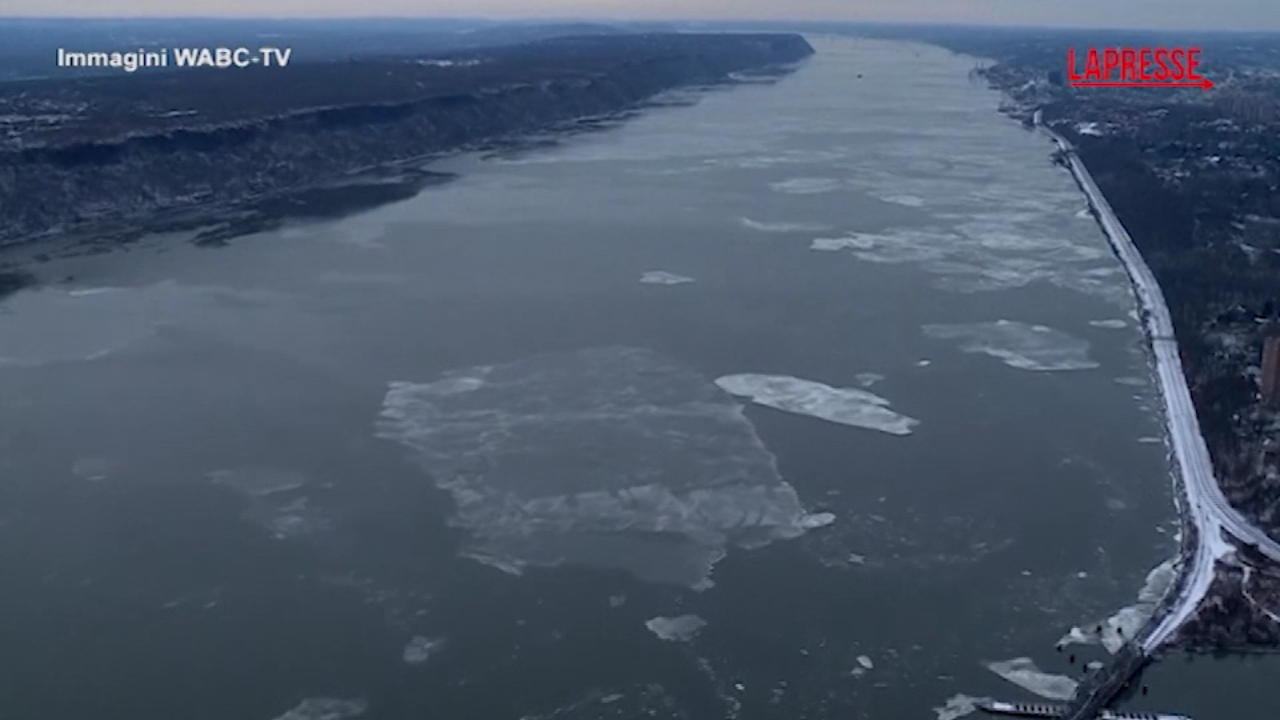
[{"xmin": 1037, "ymin": 115, "xmax": 1280, "ymax": 653}]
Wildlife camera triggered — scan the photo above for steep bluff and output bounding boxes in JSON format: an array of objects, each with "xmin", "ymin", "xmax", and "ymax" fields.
[{"xmin": 0, "ymin": 33, "xmax": 814, "ymax": 247}]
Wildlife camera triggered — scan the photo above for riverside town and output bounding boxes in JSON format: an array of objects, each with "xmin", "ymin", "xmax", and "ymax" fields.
[{"xmin": 1066, "ymin": 46, "xmax": 1212, "ymax": 88}]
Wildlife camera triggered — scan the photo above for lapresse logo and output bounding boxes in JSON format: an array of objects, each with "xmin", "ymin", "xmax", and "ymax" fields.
[{"xmin": 1066, "ymin": 46, "xmax": 1213, "ymax": 90}]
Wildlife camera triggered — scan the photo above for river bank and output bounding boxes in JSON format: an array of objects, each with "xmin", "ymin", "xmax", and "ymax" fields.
[
  {"xmin": 0, "ymin": 32, "xmax": 813, "ymax": 251},
  {"xmin": 1037, "ymin": 118, "xmax": 1280, "ymax": 661}
]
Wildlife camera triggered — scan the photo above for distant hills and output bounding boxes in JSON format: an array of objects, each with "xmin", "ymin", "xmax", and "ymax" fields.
[{"xmin": 0, "ymin": 18, "xmax": 632, "ymax": 80}]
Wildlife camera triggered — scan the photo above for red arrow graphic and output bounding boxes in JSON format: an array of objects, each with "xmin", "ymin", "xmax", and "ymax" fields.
[{"xmin": 1068, "ymin": 77, "xmax": 1214, "ymax": 91}]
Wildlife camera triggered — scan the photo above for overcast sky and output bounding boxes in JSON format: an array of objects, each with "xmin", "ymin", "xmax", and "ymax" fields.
[{"xmin": 5, "ymin": 0, "xmax": 1278, "ymax": 31}]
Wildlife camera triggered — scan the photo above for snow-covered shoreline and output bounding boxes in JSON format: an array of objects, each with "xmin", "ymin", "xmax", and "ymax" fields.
[{"xmin": 1037, "ymin": 118, "xmax": 1280, "ymax": 650}]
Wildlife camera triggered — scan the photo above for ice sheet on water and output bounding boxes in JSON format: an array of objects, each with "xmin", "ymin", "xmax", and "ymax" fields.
[
  {"xmin": 1088, "ymin": 319, "xmax": 1128, "ymax": 329},
  {"xmin": 66, "ymin": 287, "xmax": 119, "ymax": 297},
  {"xmin": 873, "ymin": 193, "xmax": 925, "ymax": 207},
  {"xmin": 803, "ymin": 211, "xmax": 1129, "ymax": 306},
  {"xmin": 71, "ymin": 458, "xmax": 115, "ymax": 482},
  {"xmin": 262, "ymin": 497, "xmax": 327, "ymax": 540},
  {"xmin": 923, "ymin": 321, "xmax": 1099, "ymax": 371},
  {"xmin": 715, "ymin": 374, "xmax": 918, "ymax": 435},
  {"xmin": 855, "ymin": 372, "xmax": 885, "ymax": 387},
  {"xmin": 769, "ymin": 177, "xmax": 843, "ymax": 194},
  {"xmin": 1058, "ymin": 557, "xmax": 1177, "ymax": 653},
  {"xmin": 813, "ymin": 229, "xmax": 950, "ymax": 262},
  {"xmin": 984, "ymin": 657, "xmax": 1078, "ymax": 701},
  {"xmin": 518, "ymin": 685, "xmax": 683, "ymax": 720},
  {"xmin": 207, "ymin": 467, "xmax": 309, "ymax": 497},
  {"xmin": 740, "ymin": 217, "xmax": 833, "ymax": 233},
  {"xmin": 269, "ymin": 697, "xmax": 367, "ymax": 720},
  {"xmin": 206, "ymin": 467, "xmax": 326, "ymax": 540},
  {"xmin": 0, "ymin": 285, "xmax": 182, "ymax": 366},
  {"xmin": 646, "ymin": 614, "xmax": 706, "ymax": 642},
  {"xmin": 810, "ymin": 234, "xmax": 879, "ymax": 252},
  {"xmin": 933, "ymin": 694, "xmax": 987, "ymax": 720},
  {"xmin": 722, "ymin": 148, "xmax": 851, "ymax": 170},
  {"xmin": 316, "ymin": 271, "xmax": 406, "ymax": 286},
  {"xmin": 376, "ymin": 347, "xmax": 832, "ymax": 589},
  {"xmin": 0, "ymin": 281, "xmax": 296, "ymax": 367},
  {"xmin": 640, "ymin": 271, "xmax": 695, "ymax": 285},
  {"xmin": 402, "ymin": 635, "xmax": 445, "ymax": 664}
]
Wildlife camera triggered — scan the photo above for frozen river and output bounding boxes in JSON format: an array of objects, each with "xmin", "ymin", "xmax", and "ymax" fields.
[{"xmin": 2, "ymin": 36, "xmax": 1269, "ymax": 720}]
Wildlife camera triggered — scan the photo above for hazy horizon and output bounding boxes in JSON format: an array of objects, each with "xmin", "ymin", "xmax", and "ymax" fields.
[{"xmin": 3, "ymin": 0, "xmax": 1279, "ymax": 32}]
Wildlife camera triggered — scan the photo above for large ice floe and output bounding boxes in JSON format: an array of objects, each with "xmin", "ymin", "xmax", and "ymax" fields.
[
  {"xmin": 714, "ymin": 374, "xmax": 918, "ymax": 435},
  {"xmin": 376, "ymin": 347, "xmax": 834, "ymax": 589},
  {"xmin": 984, "ymin": 657, "xmax": 1078, "ymax": 701},
  {"xmin": 645, "ymin": 614, "xmax": 706, "ymax": 642},
  {"xmin": 922, "ymin": 321, "xmax": 1098, "ymax": 372}
]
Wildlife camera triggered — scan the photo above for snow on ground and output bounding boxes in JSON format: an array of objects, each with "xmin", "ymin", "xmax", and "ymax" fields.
[
  {"xmin": 640, "ymin": 271, "xmax": 695, "ymax": 285},
  {"xmin": 1043, "ymin": 123, "xmax": 1280, "ymax": 653},
  {"xmin": 714, "ymin": 373, "xmax": 919, "ymax": 435},
  {"xmin": 984, "ymin": 657, "xmax": 1078, "ymax": 701},
  {"xmin": 923, "ymin": 320, "xmax": 1098, "ymax": 371},
  {"xmin": 646, "ymin": 614, "xmax": 706, "ymax": 642},
  {"xmin": 1241, "ymin": 566, "xmax": 1280, "ymax": 625}
]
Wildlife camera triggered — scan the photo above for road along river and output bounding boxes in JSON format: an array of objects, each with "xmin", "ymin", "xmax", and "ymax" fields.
[{"xmin": 1037, "ymin": 116, "xmax": 1280, "ymax": 653}]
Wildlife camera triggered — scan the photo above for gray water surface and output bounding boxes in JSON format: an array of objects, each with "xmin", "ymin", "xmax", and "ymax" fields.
[{"xmin": 1, "ymin": 36, "xmax": 1250, "ymax": 720}]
